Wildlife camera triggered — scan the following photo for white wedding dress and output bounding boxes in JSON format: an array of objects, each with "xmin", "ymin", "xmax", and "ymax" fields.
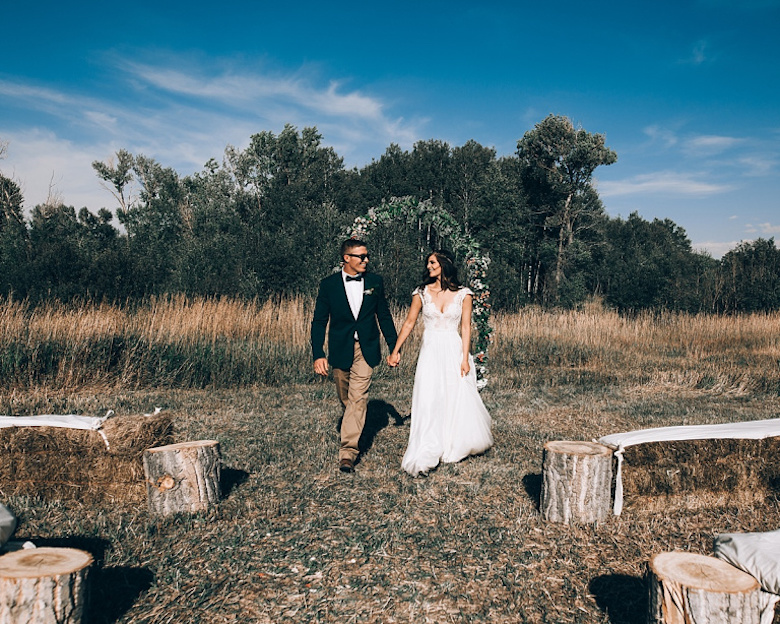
[{"xmin": 401, "ymin": 286, "xmax": 493, "ymax": 476}]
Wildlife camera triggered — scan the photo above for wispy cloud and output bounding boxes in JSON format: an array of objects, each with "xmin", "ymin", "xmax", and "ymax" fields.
[
  {"xmin": 737, "ymin": 155, "xmax": 778, "ymax": 176},
  {"xmin": 0, "ymin": 129, "xmax": 113, "ymax": 211},
  {"xmin": 696, "ymin": 223, "xmax": 780, "ymax": 259},
  {"xmin": 599, "ymin": 171, "xmax": 734, "ymax": 198},
  {"xmin": 691, "ymin": 240, "xmax": 742, "ymax": 258},
  {"xmin": 0, "ymin": 55, "xmax": 427, "ymax": 210},
  {"xmin": 643, "ymin": 125, "xmax": 678, "ymax": 148},
  {"xmin": 122, "ymin": 61, "xmax": 386, "ymax": 121},
  {"xmin": 0, "ymin": 80, "xmax": 66, "ymax": 105},
  {"xmin": 682, "ymin": 40, "xmax": 711, "ymax": 65},
  {"xmin": 682, "ymin": 134, "xmax": 744, "ymax": 156}
]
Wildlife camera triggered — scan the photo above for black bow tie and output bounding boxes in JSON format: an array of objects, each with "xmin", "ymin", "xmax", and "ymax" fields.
[{"xmin": 346, "ymin": 275, "xmax": 363, "ymax": 282}]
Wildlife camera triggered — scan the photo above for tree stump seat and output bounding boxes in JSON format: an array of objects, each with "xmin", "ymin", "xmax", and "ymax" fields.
[
  {"xmin": 143, "ymin": 440, "xmax": 221, "ymax": 515},
  {"xmin": 647, "ymin": 551, "xmax": 761, "ymax": 624},
  {"xmin": 0, "ymin": 547, "xmax": 92, "ymax": 623},
  {"xmin": 540, "ymin": 440, "xmax": 613, "ymax": 524}
]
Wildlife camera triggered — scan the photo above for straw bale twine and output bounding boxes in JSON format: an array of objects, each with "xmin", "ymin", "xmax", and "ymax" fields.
[{"xmin": 0, "ymin": 412, "xmax": 173, "ymax": 504}]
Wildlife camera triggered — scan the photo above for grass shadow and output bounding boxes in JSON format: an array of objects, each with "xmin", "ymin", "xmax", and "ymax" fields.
[
  {"xmin": 19, "ymin": 536, "xmax": 153, "ymax": 624},
  {"xmin": 522, "ymin": 473, "xmax": 542, "ymax": 509},
  {"xmin": 27, "ymin": 535, "xmax": 111, "ymax": 563},
  {"xmin": 359, "ymin": 399, "xmax": 405, "ymax": 455},
  {"xmin": 589, "ymin": 574, "xmax": 646, "ymax": 624},
  {"xmin": 221, "ymin": 466, "xmax": 250, "ymax": 498},
  {"xmin": 88, "ymin": 565, "xmax": 155, "ymax": 624}
]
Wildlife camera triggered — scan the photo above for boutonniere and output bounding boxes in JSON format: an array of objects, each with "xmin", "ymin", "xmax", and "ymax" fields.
[{"xmin": 363, "ymin": 287, "xmax": 375, "ymax": 296}]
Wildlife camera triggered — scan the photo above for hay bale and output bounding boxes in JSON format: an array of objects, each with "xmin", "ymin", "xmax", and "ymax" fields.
[
  {"xmin": 620, "ymin": 437, "xmax": 780, "ymax": 504},
  {"xmin": 0, "ymin": 412, "xmax": 173, "ymax": 504}
]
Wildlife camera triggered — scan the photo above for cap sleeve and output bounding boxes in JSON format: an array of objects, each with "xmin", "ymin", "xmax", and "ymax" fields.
[{"xmin": 460, "ymin": 286, "xmax": 474, "ymax": 298}]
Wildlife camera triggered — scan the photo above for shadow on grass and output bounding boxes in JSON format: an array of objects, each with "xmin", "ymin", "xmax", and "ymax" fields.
[
  {"xmin": 23, "ymin": 536, "xmax": 153, "ymax": 624},
  {"xmin": 28, "ymin": 535, "xmax": 111, "ymax": 563},
  {"xmin": 589, "ymin": 574, "xmax": 646, "ymax": 624},
  {"xmin": 89, "ymin": 565, "xmax": 155, "ymax": 623},
  {"xmin": 359, "ymin": 399, "xmax": 405, "ymax": 455},
  {"xmin": 221, "ymin": 466, "xmax": 250, "ymax": 497},
  {"xmin": 522, "ymin": 473, "xmax": 542, "ymax": 509}
]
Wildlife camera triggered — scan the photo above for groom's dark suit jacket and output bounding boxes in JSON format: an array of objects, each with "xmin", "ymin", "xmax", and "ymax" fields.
[{"xmin": 311, "ymin": 271, "xmax": 397, "ymax": 370}]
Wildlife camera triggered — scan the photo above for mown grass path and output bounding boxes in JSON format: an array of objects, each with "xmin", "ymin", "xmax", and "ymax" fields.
[{"xmin": 5, "ymin": 377, "xmax": 779, "ymax": 623}]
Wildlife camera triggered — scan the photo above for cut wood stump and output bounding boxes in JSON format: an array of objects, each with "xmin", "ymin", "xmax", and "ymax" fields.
[
  {"xmin": 647, "ymin": 551, "xmax": 761, "ymax": 624},
  {"xmin": 0, "ymin": 547, "xmax": 92, "ymax": 623},
  {"xmin": 143, "ymin": 440, "xmax": 221, "ymax": 515},
  {"xmin": 540, "ymin": 440, "xmax": 612, "ymax": 524}
]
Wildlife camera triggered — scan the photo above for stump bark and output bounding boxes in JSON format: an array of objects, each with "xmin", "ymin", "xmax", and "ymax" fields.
[
  {"xmin": 143, "ymin": 440, "xmax": 221, "ymax": 515},
  {"xmin": 647, "ymin": 551, "xmax": 761, "ymax": 624},
  {"xmin": 540, "ymin": 440, "xmax": 613, "ymax": 524},
  {"xmin": 0, "ymin": 547, "xmax": 92, "ymax": 623}
]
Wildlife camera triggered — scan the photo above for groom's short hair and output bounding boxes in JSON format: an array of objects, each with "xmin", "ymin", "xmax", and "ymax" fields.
[{"xmin": 340, "ymin": 238, "xmax": 368, "ymax": 258}]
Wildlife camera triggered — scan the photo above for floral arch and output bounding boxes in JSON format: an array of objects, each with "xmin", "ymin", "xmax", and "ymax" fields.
[{"xmin": 346, "ymin": 196, "xmax": 493, "ymax": 388}]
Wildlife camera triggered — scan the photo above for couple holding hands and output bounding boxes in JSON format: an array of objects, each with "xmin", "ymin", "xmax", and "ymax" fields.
[{"xmin": 311, "ymin": 238, "xmax": 493, "ymax": 476}]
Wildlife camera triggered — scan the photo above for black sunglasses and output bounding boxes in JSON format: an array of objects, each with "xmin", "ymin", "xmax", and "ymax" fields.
[{"xmin": 345, "ymin": 253, "xmax": 370, "ymax": 261}]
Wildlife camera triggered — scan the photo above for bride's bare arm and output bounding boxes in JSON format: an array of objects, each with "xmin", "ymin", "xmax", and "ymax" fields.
[
  {"xmin": 460, "ymin": 294, "xmax": 473, "ymax": 376},
  {"xmin": 387, "ymin": 294, "xmax": 422, "ymax": 367}
]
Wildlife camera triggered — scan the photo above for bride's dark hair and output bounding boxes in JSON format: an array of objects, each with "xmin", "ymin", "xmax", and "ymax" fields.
[{"xmin": 420, "ymin": 250, "xmax": 462, "ymax": 292}]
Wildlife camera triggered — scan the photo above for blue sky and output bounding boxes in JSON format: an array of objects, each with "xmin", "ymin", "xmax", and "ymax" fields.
[{"xmin": 1, "ymin": 0, "xmax": 778, "ymax": 258}]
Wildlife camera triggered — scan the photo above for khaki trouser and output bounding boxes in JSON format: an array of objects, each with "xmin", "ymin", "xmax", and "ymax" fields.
[{"xmin": 332, "ymin": 342, "xmax": 373, "ymax": 462}]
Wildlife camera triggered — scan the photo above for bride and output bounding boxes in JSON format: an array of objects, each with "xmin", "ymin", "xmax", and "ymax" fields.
[{"xmin": 387, "ymin": 250, "xmax": 493, "ymax": 476}]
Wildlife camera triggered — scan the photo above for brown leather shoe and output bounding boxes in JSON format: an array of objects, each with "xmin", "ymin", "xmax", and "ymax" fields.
[{"xmin": 339, "ymin": 458, "xmax": 354, "ymax": 473}]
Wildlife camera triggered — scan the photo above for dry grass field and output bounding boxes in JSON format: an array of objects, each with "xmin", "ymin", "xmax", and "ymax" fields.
[{"xmin": 1, "ymin": 297, "xmax": 779, "ymax": 623}]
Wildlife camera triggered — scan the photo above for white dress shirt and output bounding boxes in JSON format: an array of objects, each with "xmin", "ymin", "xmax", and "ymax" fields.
[{"xmin": 342, "ymin": 271, "xmax": 364, "ymax": 339}]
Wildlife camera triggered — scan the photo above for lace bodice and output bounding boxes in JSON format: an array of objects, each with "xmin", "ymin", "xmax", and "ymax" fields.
[{"xmin": 414, "ymin": 286, "xmax": 473, "ymax": 332}]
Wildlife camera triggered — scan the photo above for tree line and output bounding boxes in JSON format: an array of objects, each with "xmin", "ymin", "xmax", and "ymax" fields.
[{"xmin": 0, "ymin": 116, "xmax": 778, "ymax": 312}]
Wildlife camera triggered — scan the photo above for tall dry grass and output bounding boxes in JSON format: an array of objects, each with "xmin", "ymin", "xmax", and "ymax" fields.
[
  {"xmin": 2, "ymin": 297, "xmax": 780, "ymax": 623},
  {"xmin": 0, "ymin": 295, "xmax": 318, "ymax": 390},
  {"xmin": 491, "ymin": 303, "xmax": 780, "ymax": 394},
  {"xmin": 0, "ymin": 295, "xmax": 777, "ymax": 394}
]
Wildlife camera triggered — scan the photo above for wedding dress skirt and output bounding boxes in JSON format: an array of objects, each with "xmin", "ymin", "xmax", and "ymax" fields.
[{"xmin": 401, "ymin": 287, "xmax": 493, "ymax": 476}]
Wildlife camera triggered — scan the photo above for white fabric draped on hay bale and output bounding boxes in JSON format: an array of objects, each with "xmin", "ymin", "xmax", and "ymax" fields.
[
  {"xmin": 0, "ymin": 412, "xmax": 115, "ymax": 449},
  {"xmin": 0, "ymin": 408, "xmax": 161, "ymax": 451},
  {"xmin": 598, "ymin": 418, "xmax": 780, "ymax": 515},
  {"xmin": 0, "ymin": 505, "xmax": 15, "ymax": 548},
  {"xmin": 714, "ymin": 530, "xmax": 780, "ymax": 623},
  {"xmin": 715, "ymin": 529, "xmax": 780, "ymax": 591}
]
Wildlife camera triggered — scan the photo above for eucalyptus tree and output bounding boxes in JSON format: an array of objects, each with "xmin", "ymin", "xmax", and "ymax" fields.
[
  {"xmin": 360, "ymin": 143, "xmax": 416, "ymax": 205},
  {"xmin": 591, "ymin": 213, "xmax": 716, "ymax": 311},
  {"xmin": 718, "ymin": 238, "xmax": 780, "ymax": 312},
  {"xmin": 26, "ymin": 203, "xmax": 88, "ymax": 300},
  {"xmin": 225, "ymin": 125, "xmax": 349, "ymax": 295},
  {"xmin": 92, "ymin": 148, "xmax": 135, "ymax": 214},
  {"xmin": 120, "ymin": 155, "xmax": 185, "ymax": 294},
  {"xmin": 449, "ymin": 140, "xmax": 497, "ymax": 234},
  {"xmin": 0, "ymin": 174, "xmax": 30, "ymax": 296},
  {"xmin": 176, "ymin": 158, "xmax": 253, "ymax": 296},
  {"xmin": 75, "ymin": 206, "xmax": 129, "ymax": 300},
  {"xmin": 409, "ymin": 139, "xmax": 452, "ymax": 204},
  {"xmin": 516, "ymin": 115, "xmax": 617, "ymax": 302}
]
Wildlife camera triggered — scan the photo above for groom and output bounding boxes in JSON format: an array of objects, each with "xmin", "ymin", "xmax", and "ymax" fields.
[{"xmin": 311, "ymin": 238, "xmax": 398, "ymax": 473}]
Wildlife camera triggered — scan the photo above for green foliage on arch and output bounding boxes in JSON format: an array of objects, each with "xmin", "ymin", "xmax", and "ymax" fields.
[{"xmin": 346, "ymin": 196, "xmax": 492, "ymax": 387}]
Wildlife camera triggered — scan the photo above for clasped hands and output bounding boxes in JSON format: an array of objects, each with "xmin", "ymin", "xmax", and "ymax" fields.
[{"xmin": 387, "ymin": 352, "xmax": 471, "ymax": 377}]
